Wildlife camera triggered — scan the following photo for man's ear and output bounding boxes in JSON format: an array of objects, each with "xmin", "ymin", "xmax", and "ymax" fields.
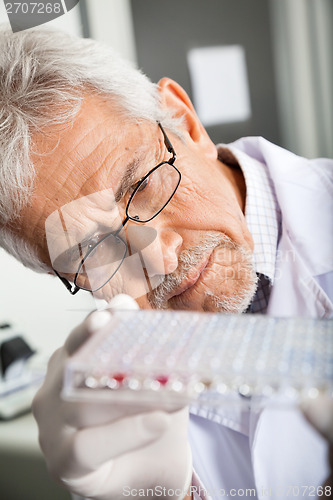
[{"xmin": 157, "ymin": 78, "xmax": 215, "ymax": 153}]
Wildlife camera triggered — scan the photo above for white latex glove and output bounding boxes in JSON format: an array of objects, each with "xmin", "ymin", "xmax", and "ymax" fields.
[
  {"xmin": 301, "ymin": 395, "xmax": 333, "ymax": 494},
  {"xmin": 32, "ymin": 295, "xmax": 192, "ymax": 500}
]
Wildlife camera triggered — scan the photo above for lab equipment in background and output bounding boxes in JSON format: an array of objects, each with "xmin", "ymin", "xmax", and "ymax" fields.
[
  {"xmin": 0, "ymin": 323, "xmax": 45, "ymax": 419},
  {"xmin": 63, "ymin": 311, "xmax": 333, "ymax": 409}
]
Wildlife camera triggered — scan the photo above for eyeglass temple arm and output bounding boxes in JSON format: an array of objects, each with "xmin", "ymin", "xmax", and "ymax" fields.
[
  {"xmin": 53, "ymin": 268, "xmax": 80, "ymax": 295},
  {"xmin": 158, "ymin": 122, "xmax": 176, "ymax": 161}
]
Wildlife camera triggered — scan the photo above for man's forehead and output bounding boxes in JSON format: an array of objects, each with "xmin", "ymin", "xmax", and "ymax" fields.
[
  {"xmin": 33, "ymin": 98, "xmax": 127, "ymax": 187},
  {"xmin": 16, "ymin": 97, "xmax": 139, "ymax": 258},
  {"xmin": 31, "ymin": 97, "xmax": 152, "ymax": 220}
]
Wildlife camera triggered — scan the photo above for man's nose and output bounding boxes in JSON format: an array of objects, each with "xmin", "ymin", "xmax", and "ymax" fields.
[
  {"xmin": 157, "ymin": 227, "xmax": 183, "ymax": 274},
  {"xmin": 126, "ymin": 224, "xmax": 182, "ymax": 276}
]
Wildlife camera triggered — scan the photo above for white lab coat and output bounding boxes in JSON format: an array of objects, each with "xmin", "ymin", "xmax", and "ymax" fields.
[
  {"xmin": 232, "ymin": 136, "xmax": 333, "ymax": 318},
  {"xmin": 73, "ymin": 138, "xmax": 332, "ymax": 500},
  {"xmin": 189, "ymin": 137, "xmax": 333, "ymax": 499}
]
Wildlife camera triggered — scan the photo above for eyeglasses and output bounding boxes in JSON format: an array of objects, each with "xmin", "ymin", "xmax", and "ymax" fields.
[{"xmin": 53, "ymin": 122, "xmax": 181, "ymax": 295}]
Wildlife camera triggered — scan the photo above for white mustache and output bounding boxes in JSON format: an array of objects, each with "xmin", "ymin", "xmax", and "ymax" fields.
[{"xmin": 148, "ymin": 232, "xmax": 255, "ymax": 310}]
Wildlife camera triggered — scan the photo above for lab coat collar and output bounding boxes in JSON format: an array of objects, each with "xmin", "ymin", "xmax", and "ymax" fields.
[
  {"xmin": 216, "ymin": 144, "xmax": 281, "ymax": 284},
  {"xmin": 229, "ymin": 136, "xmax": 333, "ymax": 279}
]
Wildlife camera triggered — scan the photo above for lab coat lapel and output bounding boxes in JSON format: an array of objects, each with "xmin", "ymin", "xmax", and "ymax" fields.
[
  {"xmin": 231, "ymin": 136, "xmax": 333, "ymax": 317},
  {"xmin": 267, "ymin": 230, "xmax": 333, "ymax": 318}
]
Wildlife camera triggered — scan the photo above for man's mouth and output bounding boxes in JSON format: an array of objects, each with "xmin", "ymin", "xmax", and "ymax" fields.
[
  {"xmin": 166, "ymin": 251, "xmax": 212, "ymax": 301},
  {"xmin": 146, "ymin": 233, "xmax": 258, "ymax": 312}
]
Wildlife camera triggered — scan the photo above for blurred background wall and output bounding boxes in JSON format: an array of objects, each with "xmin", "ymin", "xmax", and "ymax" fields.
[{"xmin": 84, "ymin": 0, "xmax": 333, "ymax": 159}]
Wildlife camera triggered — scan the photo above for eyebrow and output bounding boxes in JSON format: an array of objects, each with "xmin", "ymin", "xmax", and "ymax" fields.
[{"xmin": 114, "ymin": 156, "xmax": 143, "ymax": 203}]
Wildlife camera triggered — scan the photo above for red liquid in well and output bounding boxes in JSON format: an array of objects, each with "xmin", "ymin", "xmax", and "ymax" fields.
[
  {"xmin": 155, "ymin": 375, "xmax": 169, "ymax": 386},
  {"xmin": 112, "ymin": 373, "xmax": 126, "ymax": 384}
]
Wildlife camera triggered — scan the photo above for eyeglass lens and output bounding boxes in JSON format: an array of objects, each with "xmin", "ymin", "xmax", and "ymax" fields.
[
  {"xmin": 127, "ymin": 162, "xmax": 180, "ymax": 222},
  {"xmin": 75, "ymin": 153, "xmax": 180, "ymax": 292},
  {"xmin": 76, "ymin": 234, "xmax": 127, "ymax": 291}
]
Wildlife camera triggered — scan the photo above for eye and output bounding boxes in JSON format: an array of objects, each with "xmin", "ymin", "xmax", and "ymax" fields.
[
  {"xmin": 81, "ymin": 234, "xmax": 105, "ymax": 258},
  {"xmin": 87, "ymin": 242, "xmax": 97, "ymax": 256},
  {"xmin": 86, "ymin": 236, "xmax": 99, "ymax": 249},
  {"xmin": 130, "ymin": 175, "xmax": 149, "ymax": 194}
]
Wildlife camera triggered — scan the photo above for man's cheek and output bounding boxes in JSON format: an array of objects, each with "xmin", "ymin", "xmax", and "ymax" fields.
[{"xmin": 137, "ymin": 295, "xmax": 153, "ymax": 310}]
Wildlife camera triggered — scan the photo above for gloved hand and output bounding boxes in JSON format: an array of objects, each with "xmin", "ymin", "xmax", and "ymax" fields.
[
  {"xmin": 301, "ymin": 395, "xmax": 333, "ymax": 494},
  {"xmin": 32, "ymin": 295, "xmax": 192, "ymax": 500}
]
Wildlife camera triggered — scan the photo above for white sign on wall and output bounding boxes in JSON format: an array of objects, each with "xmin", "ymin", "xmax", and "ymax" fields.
[{"xmin": 188, "ymin": 45, "xmax": 252, "ymax": 126}]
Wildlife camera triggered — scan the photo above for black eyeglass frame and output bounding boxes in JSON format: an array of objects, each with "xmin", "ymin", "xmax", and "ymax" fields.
[{"xmin": 53, "ymin": 122, "xmax": 181, "ymax": 295}]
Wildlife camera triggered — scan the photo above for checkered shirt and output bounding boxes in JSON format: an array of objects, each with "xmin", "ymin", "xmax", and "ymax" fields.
[{"xmin": 217, "ymin": 145, "xmax": 282, "ymax": 313}]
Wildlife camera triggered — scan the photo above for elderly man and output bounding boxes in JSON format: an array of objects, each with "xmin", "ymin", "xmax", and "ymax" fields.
[{"xmin": 0, "ymin": 27, "xmax": 332, "ymax": 500}]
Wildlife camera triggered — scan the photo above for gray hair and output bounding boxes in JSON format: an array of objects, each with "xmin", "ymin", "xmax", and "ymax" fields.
[{"xmin": 0, "ymin": 25, "xmax": 180, "ymax": 272}]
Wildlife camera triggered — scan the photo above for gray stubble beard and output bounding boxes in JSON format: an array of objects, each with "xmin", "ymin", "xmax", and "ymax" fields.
[{"xmin": 147, "ymin": 232, "xmax": 258, "ymax": 313}]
